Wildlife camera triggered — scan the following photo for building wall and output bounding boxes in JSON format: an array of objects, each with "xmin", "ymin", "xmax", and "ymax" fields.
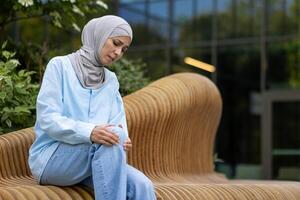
[{"xmin": 116, "ymin": 0, "xmax": 300, "ymax": 180}]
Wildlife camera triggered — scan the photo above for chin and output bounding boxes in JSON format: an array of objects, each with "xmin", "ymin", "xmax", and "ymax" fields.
[{"xmin": 105, "ymin": 61, "xmax": 113, "ymax": 65}]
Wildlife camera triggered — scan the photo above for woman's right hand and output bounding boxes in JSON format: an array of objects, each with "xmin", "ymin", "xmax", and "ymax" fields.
[{"xmin": 90, "ymin": 125, "xmax": 119, "ymax": 146}]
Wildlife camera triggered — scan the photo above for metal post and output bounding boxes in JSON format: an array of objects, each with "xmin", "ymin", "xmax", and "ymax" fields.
[
  {"xmin": 113, "ymin": 0, "xmax": 120, "ymax": 15},
  {"xmin": 232, "ymin": 0, "xmax": 237, "ymax": 37},
  {"xmin": 262, "ymin": 94, "xmax": 273, "ymax": 179},
  {"xmin": 166, "ymin": 0, "xmax": 173, "ymax": 75},
  {"xmin": 145, "ymin": 0, "xmax": 150, "ymax": 29},
  {"xmin": 12, "ymin": 12, "xmax": 20, "ymax": 44},
  {"xmin": 260, "ymin": 0, "xmax": 268, "ymax": 93},
  {"xmin": 261, "ymin": 0, "xmax": 271, "ymax": 179},
  {"xmin": 249, "ymin": 0, "xmax": 255, "ymax": 36},
  {"xmin": 298, "ymin": 0, "xmax": 300, "ymax": 76},
  {"xmin": 282, "ymin": 0, "xmax": 287, "ymax": 34},
  {"xmin": 192, "ymin": 0, "xmax": 197, "ymax": 28},
  {"xmin": 211, "ymin": 0, "xmax": 218, "ymax": 84}
]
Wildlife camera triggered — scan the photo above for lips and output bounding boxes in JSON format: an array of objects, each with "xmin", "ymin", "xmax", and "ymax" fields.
[{"xmin": 108, "ymin": 55, "xmax": 115, "ymax": 61}]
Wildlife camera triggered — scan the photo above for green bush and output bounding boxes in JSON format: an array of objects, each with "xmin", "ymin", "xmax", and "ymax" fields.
[
  {"xmin": 0, "ymin": 42, "xmax": 39, "ymax": 134},
  {"xmin": 110, "ymin": 58, "xmax": 150, "ymax": 96}
]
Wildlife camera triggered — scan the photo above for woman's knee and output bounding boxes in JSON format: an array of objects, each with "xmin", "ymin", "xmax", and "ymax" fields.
[{"xmin": 108, "ymin": 126, "xmax": 127, "ymax": 145}]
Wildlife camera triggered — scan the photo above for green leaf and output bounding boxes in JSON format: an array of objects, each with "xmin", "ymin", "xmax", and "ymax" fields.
[
  {"xmin": 1, "ymin": 41, "xmax": 7, "ymax": 49},
  {"xmin": 72, "ymin": 23, "xmax": 81, "ymax": 32},
  {"xmin": 15, "ymin": 82, "xmax": 25, "ymax": 88},
  {"xmin": 1, "ymin": 113, "xmax": 9, "ymax": 122},
  {"xmin": 5, "ymin": 119, "xmax": 11, "ymax": 127},
  {"xmin": 15, "ymin": 106, "xmax": 31, "ymax": 114},
  {"xmin": 3, "ymin": 107, "xmax": 12, "ymax": 113},
  {"xmin": 95, "ymin": 0, "xmax": 108, "ymax": 9},
  {"xmin": 0, "ymin": 92, "xmax": 6, "ymax": 101},
  {"xmin": 72, "ymin": 5, "xmax": 85, "ymax": 16},
  {"xmin": 7, "ymin": 59, "xmax": 20, "ymax": 68},
  {"xmin": 4, "ymin": 78, "xmax": 13, "ymax": 88},
  {"xmin": 2, "ymin": 51, "xmax": 12, "ymax": 60},
  {"xmin": 18, "ymin": 70, "xmax": 25, "ymax": 77},
  {"xmin": 50, "ymin": 11, "xmax": 62, "ymax": 28}
]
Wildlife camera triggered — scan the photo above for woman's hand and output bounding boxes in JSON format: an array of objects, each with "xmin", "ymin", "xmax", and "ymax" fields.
[
  {"xmin": 90, "ymin": 124, "xmax": 119, "ymax": 146},
  {"xmin": 123, "ymin": 137, "xmax": 132, "ymax": 152}
]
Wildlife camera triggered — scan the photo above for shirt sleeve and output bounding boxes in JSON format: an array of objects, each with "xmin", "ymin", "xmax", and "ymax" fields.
[
  {"xmin": 109, "ymin": 92, "xmax": 129, "ymax": 138},
  {"xmin": 36, "ymin": 58, "xmax": 95, "ymax": 144}
]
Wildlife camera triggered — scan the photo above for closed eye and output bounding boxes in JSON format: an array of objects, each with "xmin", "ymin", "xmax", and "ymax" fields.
[{"xmin": 113, "ymin": 39, "xmax": 122, "ymax": 46}]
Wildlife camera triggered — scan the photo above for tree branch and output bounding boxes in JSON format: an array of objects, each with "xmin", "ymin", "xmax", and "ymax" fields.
[{"xmin": 0, "ymin": 14, "xmax": 45, "ymax": 28}]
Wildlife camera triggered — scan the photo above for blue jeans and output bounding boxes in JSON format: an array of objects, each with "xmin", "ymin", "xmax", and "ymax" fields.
[{"xmin": 40, "ymin": 127, "xmax": 156, "ymax": 200}]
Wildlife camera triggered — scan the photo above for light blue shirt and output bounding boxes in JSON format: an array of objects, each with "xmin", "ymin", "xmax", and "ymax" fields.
[{"xmin": 28, "ymin": 56, "xmax": 128, "ymax": 182}]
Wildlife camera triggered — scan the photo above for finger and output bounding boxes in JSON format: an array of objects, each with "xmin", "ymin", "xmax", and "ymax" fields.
[
  {"xmin": 123, "ymin": 143, "xmax": 132, "ymax": 149},
  {"xmin": 123, "ymin": 145, "xmax": 129, "ymax": 151},
  {"xmin": 101, "ymin": 134, "xmax": 119, "ymax": 145},
  {"xmin": 123, "ymin": 145, "xmax": 131, "ymax": 151},
  {"xmin": 101, "ymin": 130, "xmax": 119, "ymax": 143},
  {"xmin": 125, "ymin": 140, "xmax": 132, "ymax": 145},
  {"xmin": 94, "ymin": 132, "xmax": 117, "ymax": 145},
  {"xmin": 102, "ymin": 127, "xmax": 119, "ymax": 137}
]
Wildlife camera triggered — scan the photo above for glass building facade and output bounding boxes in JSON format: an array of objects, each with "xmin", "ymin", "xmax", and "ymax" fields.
[{"xmin": 110, "ymin": 0, "xmax": 300, "ymax": 180}]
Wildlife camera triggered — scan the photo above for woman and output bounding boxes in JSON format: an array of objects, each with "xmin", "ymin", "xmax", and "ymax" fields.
[{"xmin": 28, "ymin": 15, "xmax": 156, "ymax": 200}]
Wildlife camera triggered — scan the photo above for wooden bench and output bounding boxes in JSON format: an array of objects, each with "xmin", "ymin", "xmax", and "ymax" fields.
[{"xmin": 1, "ymin": 73, "xmax": 300, "ymax": 199}]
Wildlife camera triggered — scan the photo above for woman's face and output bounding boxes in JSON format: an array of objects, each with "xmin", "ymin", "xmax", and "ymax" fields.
[{"xmin": 99, "ymin": 36, "xmax": 131, "ymax": 65}]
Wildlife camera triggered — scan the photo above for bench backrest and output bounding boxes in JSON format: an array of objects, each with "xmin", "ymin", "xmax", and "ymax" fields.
[
  {"xmin": 124, "ymin": 73, "xmax": 222, "ymax": 179},
  {"xmin": 0, "ymin": 73, "xmax": 222, "ymax": 181}
]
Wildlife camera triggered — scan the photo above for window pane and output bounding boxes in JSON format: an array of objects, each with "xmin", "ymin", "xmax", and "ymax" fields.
[
  {"xmin": 126, "ymin": 49, "xmax": 167, "ymax": 79},
  {"xmin": 177, "ymin": 0, "xmax": 213, "ymax": 43},
  {"xmin": 119, "ymin": 3, "xmax": 146, "ymax": 24},
  {"xmin": 218, "ymin": 0, "xmax": 261, "ymax": 39},
  {"xmin": 267, "ymin": 40, "xmax": 300, "ymax": 88},
  {"xmin": 268, "ymin": 0, "xmax": 299, "ymax": 35},
  {"xmin": 149, "ymin": 1, "xmax": 168, "ymax": 20},
  {"xmin": 273, "ymin": 101, "xmax": 300, "ymax": 180},
  {"xmin": 217, "ymin": 45, "xmax": 261, "ymax": 164}
]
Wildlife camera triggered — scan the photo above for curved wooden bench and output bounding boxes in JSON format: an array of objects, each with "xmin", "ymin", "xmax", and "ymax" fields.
[{"xmin": 0, "ymin": 72, "xmax": 300, "ymax": 200}]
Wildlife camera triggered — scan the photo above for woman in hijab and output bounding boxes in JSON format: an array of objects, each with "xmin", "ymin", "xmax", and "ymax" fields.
[{"xmin": 28, "ymin": 15, "xmax": 156, "ymax": 200}]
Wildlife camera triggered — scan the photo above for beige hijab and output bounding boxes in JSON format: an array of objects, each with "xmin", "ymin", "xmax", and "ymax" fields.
[{"xmin": 68, "ymin": 15, "xmax": 133, "ymax": 89}]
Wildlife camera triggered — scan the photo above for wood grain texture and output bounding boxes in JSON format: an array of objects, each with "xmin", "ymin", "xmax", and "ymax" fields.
[{"xmin": 0, "ymin": 72, "xmax": 299, "ymax": 199}]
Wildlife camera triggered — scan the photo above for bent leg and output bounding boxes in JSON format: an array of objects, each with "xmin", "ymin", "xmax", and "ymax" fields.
[
  {"xmin": 92, "ymin": 126, "xmax": 128, "ymax": 200},
  {"xmin": 41, "ymin": 126, "xmax": 130, "ymax": 200},
  {"xmin": 40, "ymin": 143, "xmax": 92, "ymax": 186},
  {"xmin": 127, "ymin": 165, "xmax": 156, "ymax": 200}
]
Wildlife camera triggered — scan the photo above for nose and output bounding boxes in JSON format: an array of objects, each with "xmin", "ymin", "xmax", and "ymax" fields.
[{"xmin": 114, "ymin": 47, "xmax": 122, "ymax": 56}]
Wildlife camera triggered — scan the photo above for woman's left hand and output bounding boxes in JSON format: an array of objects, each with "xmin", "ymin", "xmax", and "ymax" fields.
[{"xmin": 123, "ymin": 137, "xmax": 132, "ymax": 152}]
